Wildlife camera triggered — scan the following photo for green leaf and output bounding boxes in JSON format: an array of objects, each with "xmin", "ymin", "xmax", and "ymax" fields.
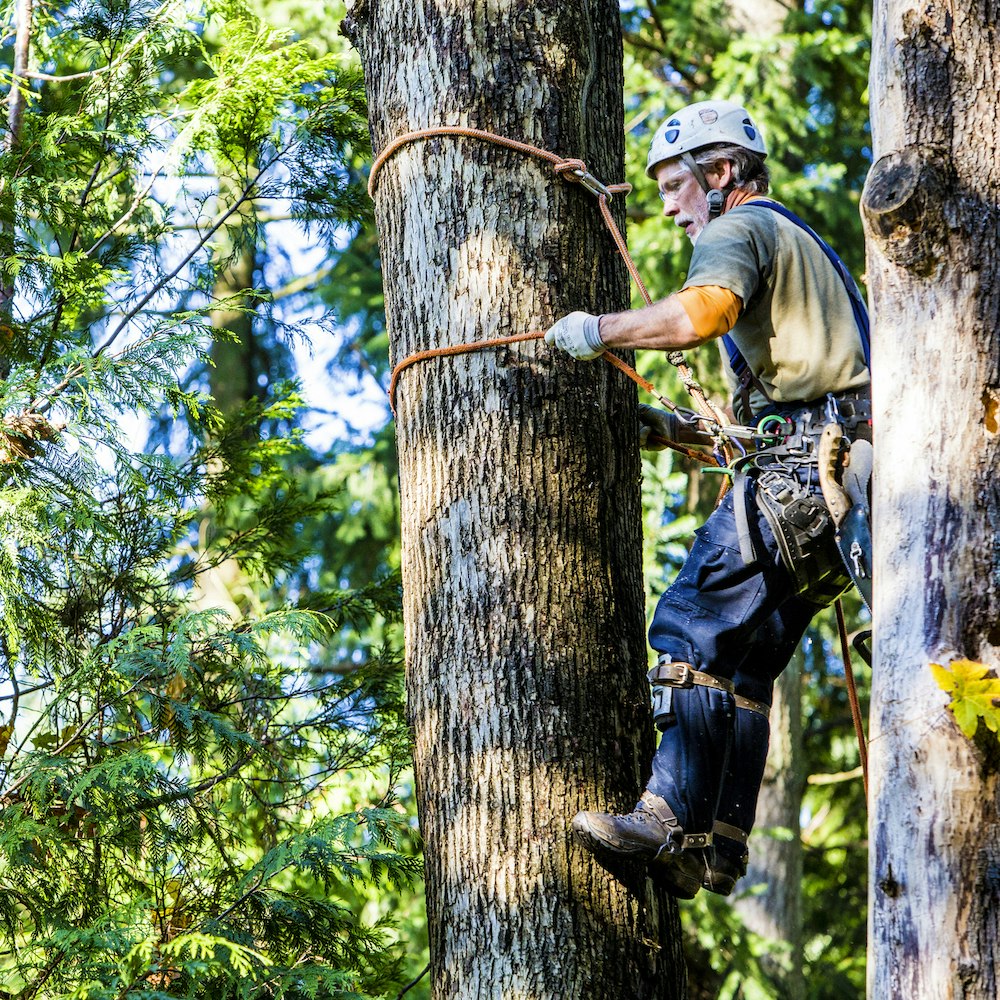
[{"xmin": 930, "ymin": 659, "xmax": 1000, "ymax": 738}]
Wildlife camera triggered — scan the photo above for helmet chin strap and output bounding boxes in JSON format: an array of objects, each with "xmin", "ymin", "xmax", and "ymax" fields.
[{"xmin": 681, "ymin": 152, "xmax": 728, "ymax": 221}]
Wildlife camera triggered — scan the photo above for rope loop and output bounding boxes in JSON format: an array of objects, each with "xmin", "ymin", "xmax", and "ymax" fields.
[
  {"xmin": 552, "ymin": 158, "xmax": 631, "ymax": 201},
  {"xmin": 552, "ymin": 156, "xmax": 587, "ymax": 176}
]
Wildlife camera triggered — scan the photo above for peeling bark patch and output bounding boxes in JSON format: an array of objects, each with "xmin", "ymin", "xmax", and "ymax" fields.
[
  {"xmin": 878, "ymin": 865, "xmax": 901, "ymax": 898},
  {"xmin": 874, "ymin": 824, "xmax": 896, "ymax": 899},
  {"xmin": 923, "ymin": 486, "xmax": 962, "ymax": 651},
  {"xmin": 922, "ymin": 566, "xmax": 946, "ymax": 651},
  {"xmin": 900, "ymin": 7, "xmax": 955, "ymax": 128},
  {"xmin": 984, "ymin": 386, "xmax": 1000, "ymax": 434}
]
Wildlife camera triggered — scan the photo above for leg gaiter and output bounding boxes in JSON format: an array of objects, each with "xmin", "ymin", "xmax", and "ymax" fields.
[{"xmin": 646, "ymin": 685, "xmax": 735, "ymax": 837}]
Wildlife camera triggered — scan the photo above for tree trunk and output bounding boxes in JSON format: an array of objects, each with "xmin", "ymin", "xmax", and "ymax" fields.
[
  {"xmin": 1, "ymin": 0, "xmax": 34, "ymax": 379},
  {"xmin": 735, "ymin": 653, "xmax": 804, "ymax": 999},
  {"xmin": 210, "ymin": 194, "xmax": 264, "ymax": 416},
  {"xmin": 863, "ymin": 1, "xmax": 1000, "ymax": 996},
  {"xmin": 726, "ymin": 0, "xmax": 789, "ymax": 37},
  {"xmin": 209, "ymin": 243, "xmax": 261, "ymax": 416},
  {"xmin": 343, "ymin": 2, "xmax": 684, "ymax": 996}
]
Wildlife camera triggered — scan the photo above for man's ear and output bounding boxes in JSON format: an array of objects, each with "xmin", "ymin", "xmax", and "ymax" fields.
[{"xmin": 704, "ymin": 159, "xmax": 734, "ymax": 190}]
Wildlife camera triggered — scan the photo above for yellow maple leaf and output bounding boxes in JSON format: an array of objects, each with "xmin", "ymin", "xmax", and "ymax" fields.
[
  {"xmin": 929, "ymin": 662, "xmax": 957, "ymax": 692},
  {"xmin": 930, "ymin": 659, "xmax": 1000, "ymax": 738}
]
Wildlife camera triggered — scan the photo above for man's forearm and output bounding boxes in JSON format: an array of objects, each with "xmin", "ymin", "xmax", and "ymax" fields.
[{"xmin": 598, "ymin": 294, "xmax": 715, "ymax": 352}]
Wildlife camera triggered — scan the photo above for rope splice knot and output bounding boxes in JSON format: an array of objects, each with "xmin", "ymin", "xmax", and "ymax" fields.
[{"xmin": 552, "ymin": 157, "xmax": 630, "ymax": 201}]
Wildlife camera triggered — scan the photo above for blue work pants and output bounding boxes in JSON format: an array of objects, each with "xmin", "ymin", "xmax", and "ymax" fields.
[{"xmin": 645, "ymin": 485, "xmax": 829, "ymax": 839}]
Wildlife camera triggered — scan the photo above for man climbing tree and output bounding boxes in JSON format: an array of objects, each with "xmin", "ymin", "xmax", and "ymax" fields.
[
  {"xmin": 549, "ymin": 100, "xmax": 873, "ymax": 899},
  {"xmin": 343, "ymin": 1, "xmax": 685, "ymax": 996},
  {"xmin": 863, "ymin": 0, "xmax": 1000, "ymax": 993}
]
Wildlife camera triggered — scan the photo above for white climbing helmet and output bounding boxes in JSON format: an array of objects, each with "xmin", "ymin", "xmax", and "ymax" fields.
[{"xmin": 646, "ymin": 100, "xmax": 767, "ymax": 178}]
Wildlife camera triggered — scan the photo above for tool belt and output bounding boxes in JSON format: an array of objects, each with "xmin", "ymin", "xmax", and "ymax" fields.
[{"xmin": 733, "ymin": 389, "xmax": 870, "ymax": 604}]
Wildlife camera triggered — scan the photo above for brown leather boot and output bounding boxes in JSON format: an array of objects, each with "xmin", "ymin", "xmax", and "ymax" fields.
[
  {"xmin": 572, "ymin": 792, "xmax": 709, "ymax": 898},
  {"xmin": 648, "ymin": 849, "xmax": 708, "ymax": 899},
  {"xmin": 572, "ymin": 792, "xmax": 682, "ymax": 859}
]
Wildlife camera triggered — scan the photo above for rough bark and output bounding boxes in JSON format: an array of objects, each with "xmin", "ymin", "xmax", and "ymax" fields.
[
  {"xmin": 1, "ymin": 0, "xmax": 34, "ymax": 378},
  {"xmin": 343, "ymin": 1, "xmax": 684, "ymax": 996},
  {"xmin": 863, "ymin": 0, "xmax": 1000, "ymax": 996},
  {"xmin": 735, "ymin": 654, "xmax": 804, "ymax": 999}
]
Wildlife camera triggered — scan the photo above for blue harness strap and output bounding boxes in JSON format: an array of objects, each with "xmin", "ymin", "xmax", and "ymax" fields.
[{"xmin": 721, "ymin": 200, "xmax": 871, "ymax": 391}]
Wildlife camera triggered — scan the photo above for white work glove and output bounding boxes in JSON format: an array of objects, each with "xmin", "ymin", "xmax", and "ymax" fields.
[{"xmin": 544, "ymin": 311, "xmax": 606, "ymax": 361}]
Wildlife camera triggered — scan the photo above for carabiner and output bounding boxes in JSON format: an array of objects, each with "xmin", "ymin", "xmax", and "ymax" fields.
[{"xmin": 570, "ymin": 168, "xmax": 613, "ymax": 200}]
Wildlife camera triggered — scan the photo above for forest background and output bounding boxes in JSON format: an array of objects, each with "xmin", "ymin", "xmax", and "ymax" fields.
[{"xmin": 0, "ymin": 0, "xmax": 871, "ymax": 997}]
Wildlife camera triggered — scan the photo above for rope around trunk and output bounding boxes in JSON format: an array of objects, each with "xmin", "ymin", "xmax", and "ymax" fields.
[
  {"xmin": 368, "ymin": 125, "xmax": 733, "ymax": 468},
  {"xmin": 386, "ymin": 329, "xmax": 717, "ymax": 466}
]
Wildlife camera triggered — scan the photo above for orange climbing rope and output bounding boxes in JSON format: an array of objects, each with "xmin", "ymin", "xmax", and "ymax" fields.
[
  {"xmin": 835, "ymin": 599, "xmax": 869, "ymax": 800},
  {"xmin": 387, "ymin": 330, "xmax": 717, "ymax": 465},
  {"xmin": 368, "ymin": 125, "xmax": 734, "ymax": 466}
]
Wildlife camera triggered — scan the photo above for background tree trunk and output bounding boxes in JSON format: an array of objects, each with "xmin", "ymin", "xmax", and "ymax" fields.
[
  {"xmin": 210, "ymin": 235, "xmax": 263, "ymax": 415},
  {"xmin": 1, "ymin": 0, "xmax": 34, "ymax": 379},
  {"xmin": 863, "ymin": 0, "xmax": 1000, "ymax": 995},
  {"xmin": 344, "ymin": 1, "xmax": 684, "ymax": 997},
  {"xmin": 735, "ymin": 652, "xmax": 805, "ymax": 999},
  {"xmin": 726, "ymin": 0, "xmax": 789, "ymax": 37}
]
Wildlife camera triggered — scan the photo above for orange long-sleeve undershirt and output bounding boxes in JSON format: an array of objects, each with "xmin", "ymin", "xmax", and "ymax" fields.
[{"xmin": 674, "ymin": 284, "xmax": 743, "ymax": 340}]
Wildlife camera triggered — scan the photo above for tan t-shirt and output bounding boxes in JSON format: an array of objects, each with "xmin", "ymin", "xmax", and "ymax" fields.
[{"xmin": 682, "ymin": 200, "xmax": 870, "ymax": 419}]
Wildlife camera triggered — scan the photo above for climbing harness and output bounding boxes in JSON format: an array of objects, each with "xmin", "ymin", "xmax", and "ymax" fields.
[
  {"xmin": 707, "ymin": 200, "xmax": 873, "ymax": 786},
  {"xmin": 726, "ymin": 390, "xmax": 872, "ymax": 792},
  {"xmin": 731, "ymin": 396, "xmax": 870, "ymax": 603},
  {"xmin": 368, "ymin": 125, "xmax": 737, "ymax": 468}
]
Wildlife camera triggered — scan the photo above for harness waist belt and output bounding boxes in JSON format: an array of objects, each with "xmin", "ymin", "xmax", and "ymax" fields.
[{"xmin": 760, "ymin": 388, "xmax": 871, "ymax": 438}]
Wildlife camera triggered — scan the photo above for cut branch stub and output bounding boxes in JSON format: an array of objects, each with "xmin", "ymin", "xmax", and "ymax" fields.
[{"xmin": 861, "ymin": 147, "xmax": 950, "ymax": 277}]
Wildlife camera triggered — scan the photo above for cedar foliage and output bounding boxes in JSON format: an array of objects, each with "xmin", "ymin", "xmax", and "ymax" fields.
[{"xmin": 0, "ymin": 2, "xmax": 416, "ymax": 997}]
